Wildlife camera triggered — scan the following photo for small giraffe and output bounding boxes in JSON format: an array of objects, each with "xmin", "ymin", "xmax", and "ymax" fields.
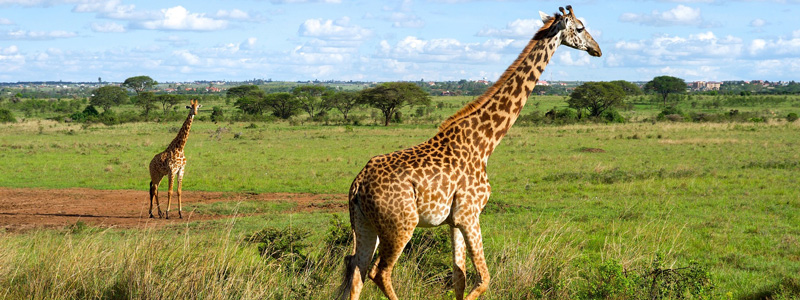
[
  {"xmin": 148, "ymin": 99, "xmax": 202, "ymax": 219},
  {"xmin": 340, "ymin": 6, "xmax": 601, "ymax": 300}
]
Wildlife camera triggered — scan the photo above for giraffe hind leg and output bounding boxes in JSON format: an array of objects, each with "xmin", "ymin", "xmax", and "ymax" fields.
[
  {"xmin": 451, "ymin": 225, "xmax": 468, "ymax": 300},
  {"xmin": 371, "ymin": 228, "xmax": 414, "ymax": 300},
  {"xmin": 339, "ymin": 202, "xmax": 378, "ymax": 300}
]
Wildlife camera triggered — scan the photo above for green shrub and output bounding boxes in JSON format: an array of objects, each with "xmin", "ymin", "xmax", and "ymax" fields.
[
  {"xmin": 210, "ymin": 106, "xmax": 225, "ymax": 122},
  {"xmin": 599, "ymin": 109, "xmax": 626, "ymax": 123},
  {"xmin": 787, "ymin": 112, "xmax": 798, "ymax": 122},
  {"xmin": 0, "ymin": 108, "xmax": 16, "ymax": 123}
]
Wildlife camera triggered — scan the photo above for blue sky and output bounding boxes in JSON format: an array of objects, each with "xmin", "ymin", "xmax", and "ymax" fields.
[{"xmin": 1, "ymin": 0, "xmax": 798, "ymax": 83}]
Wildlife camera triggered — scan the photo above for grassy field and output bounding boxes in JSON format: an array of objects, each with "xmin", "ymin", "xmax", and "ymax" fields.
[{"xmin": 1, "ymin": 97, "xmax": 800, "ymax": 299}]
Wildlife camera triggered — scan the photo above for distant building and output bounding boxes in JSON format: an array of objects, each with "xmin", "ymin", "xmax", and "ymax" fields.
[{"xmin": 691, "ymin": 81, "xmax": 721, "ymax": 91}]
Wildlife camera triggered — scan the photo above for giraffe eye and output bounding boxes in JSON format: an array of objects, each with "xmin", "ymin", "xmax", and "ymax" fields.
[{"xmin": 576, "ymin": 27, "xmax": 585, "ymax": 33}]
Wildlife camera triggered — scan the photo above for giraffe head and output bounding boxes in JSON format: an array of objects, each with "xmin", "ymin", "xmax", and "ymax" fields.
[
  {"xmin": 536, "ymin": 5, "xmax": 602, "ymax": 57},
  {"xmin": 185, "ymin": 99, "xmax": 202, "ymax": 116}
]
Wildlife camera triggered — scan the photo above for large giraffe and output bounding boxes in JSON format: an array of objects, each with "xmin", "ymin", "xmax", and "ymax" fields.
[
  {"xmin": 148, "ymin": 99, "xmax": 202, "ymax": 219},
  {"xmin": 340, "ymin": 6, "xmax": 601, "ymax": 300}
]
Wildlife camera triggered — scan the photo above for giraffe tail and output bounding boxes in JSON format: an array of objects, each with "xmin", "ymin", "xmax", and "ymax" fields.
[{"xmin": 337, "ymin": 174, "xmax": 362, "ymax": 299}]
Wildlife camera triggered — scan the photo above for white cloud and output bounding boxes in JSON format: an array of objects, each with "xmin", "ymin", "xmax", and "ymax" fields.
[
  {"xmin": 477, "ymin": 18, "xmax": 543, "ymax": 38},
  {"xmin": 749, "ymin": 18, "xmax": 767, "ymax": 27},
  {"xmin": 157, "ymin": 35, "xmax": 190, "ymax": 47},
  {"xmin": 299, "ymin": 17, "xmax": 372, "ymax": 41},
  {"xmin": 241, "ymin": 37, "xmax": 257, "ymax": 50},
  {"xmin": 0, "ymin": 45, "xmax": 24, "ymax": 73},
  {"xmin": 1, "ymin": 45, "xmax": 19, "ymax": 55},
  {"xmin": 270, "ymin": 0, "xmax": 341, "ymax": 3},
  {"xmin": 72, "ymin": 0, "xmax": 146, "ymax": 20},
  {"xmin": 747, "ymin": 36, "xmax": 800, "ymax": 56},
  {"xmin": 215, "ymin": 9, "xmax": 264, "ymax": 22},
  {"xmin": 0, "ymin": 29, "xmax": 78, "ymax": 40},
  {"xmin": 91, "ymin": 22, "xmax": 126, "ymax": 33},
  {"xmin": 619, "ymin": 5, "xmax": 707, "ymax": 27},
  {"xmin": 138, "ymin": 6, "xmax": 228, "ymax": 31},
  {"xmin": 558, "ymin": 51, "xmax": 591, "ymax": 66},
  {"xmin": 0, "ymin": 18, "xmax": 13, "ymax": 25},
  {"xmin": 173, "ymin": 49, "xmax": 200, "ymax": 65},
  {"xmin": 378, "ymin": 36, "xmax": 510, "ymax": 64},
  {"xmin": 389, "ymin": 12, "xmax": 424, "ymax": 28}
]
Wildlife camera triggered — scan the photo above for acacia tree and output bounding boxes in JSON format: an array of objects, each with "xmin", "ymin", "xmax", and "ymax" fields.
[
  {"xmin": 293, "ymin": 85, "xmax": 331, "ymax": 119},
  {"xmin": 90, "ymin": 85, "xmax": 129, "ymax": 111},
  {"xmin": 157, "ymin": 94, "xmax": 182, "ymax": 113},
  {"xmin": 227, "ymin": 85, "xmax": 261, "ymax": 99},
  {"xmin": 264, "ymin": 92, "xmax": 301, "ymax": 119},
  {"xmin": 567, "ymin": 82, "xmax": 625, "ymax": 117},
  {"xmin": 122, "ymin": 76, "xmax": 157, "ymax": 97},
  {"xmin": 644, "ymin": 76, "xmax": 686, "ymax": 106},
  {"xmin": 234, "ymin": 89, "xmax": 268, "ymax": 115},
  {"xmin": 326, "ymin": 90, "xmax": 360, "ymax": 121},
  {"xmin": 133, "ymin": 91, "xmax": 157, "ymax": 116},
  {"xmin": 359, "ymin": 82, "xmax": 431, "ymax": 126},
  {"xmin": 609, "ymin": 80, "xmax": 643, "ymax": 96}
]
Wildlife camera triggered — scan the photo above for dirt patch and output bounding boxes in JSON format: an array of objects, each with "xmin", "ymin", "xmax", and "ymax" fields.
[
  {"xmin": 579, "ymin": 147, "xmax": 606, "ymax": 153},
  {"xmin": 0, "ymin": 187, "xmax": 347, "ymax": 232}
]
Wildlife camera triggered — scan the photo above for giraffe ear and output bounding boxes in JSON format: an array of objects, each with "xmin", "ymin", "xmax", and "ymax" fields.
[
  {"xmin": 539, "ymin": 11, "xmax": 549, "ymax": 22},
  {"xmin": 185, "ymin": 105, "xmax": 191, "ymax": 109}
]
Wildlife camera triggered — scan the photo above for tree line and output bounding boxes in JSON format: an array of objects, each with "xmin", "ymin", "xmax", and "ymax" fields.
[{"xmin": 227, "ymin": 82, "xmax": 430, "ymax": 126}]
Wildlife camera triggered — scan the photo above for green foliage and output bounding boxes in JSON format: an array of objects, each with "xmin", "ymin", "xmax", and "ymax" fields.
[
  {"xmin": 227, "ymin": 85, "xmax": 261, "ymax": 99},
  {"xmin": 122, "ymin": 75, "xmax": 157, "ymax": 95},
  {"xmin": 156, "ymin": 94, "xmax": 182, "ymax": 114},
  {"xmin": 89, "ymin": 85, "xmax": 129, "ymax": 111},
  {"xmin": 578, "ymin": 255, "xmax": 714, "ymax": 299},
  {"xmin": 359, "ymin": 82, "xmax": 431, "ymax": 126},
  {"xmin": 787, "ymin": 112, "xmax": 798, "ymax": 122},
  {"xmin": 293, "ymin": 85, "xmax": 332, "ymax": 119},
  {"xmin": 210, "ymin": 106, "xmax": 225, "ymax": 122},
  {"xmin": 132, "ymin": 91, "xmax": 157, "ymax": 116},
  {"xmin": 323, "ymin": 214, "xmax": 352, "ymax": 253},
  {"xmin": 246, "ymin": 227, "xmax": 311, "ymax": 261},
  {"xmin": 326, "ymin": 90, "xmax": 360, "ymax": 121},
  {"xmin": 609, "ymin": 80, "xmax": 643, "ymax": 96},
  {"xmin": 645, "ymin": 75, "xmax": 687, "ymax": 106},
  {"xmin": 568, "ymin": 82, "xmax": 626, "ymax": 117},
  {"xmin": 234, "ymin": 89, "xmax": 268, "ymax": 115},
  {"xmin": 0, "ymin": 108, "xmax": 16, "ymax": 123},
  {"xmin": 264, "ymin": 92, "xmax": 301, "ymax": 119},
  {"xmin": 598, "ymin": 108, "xmax": 626, "ymax": 123}
]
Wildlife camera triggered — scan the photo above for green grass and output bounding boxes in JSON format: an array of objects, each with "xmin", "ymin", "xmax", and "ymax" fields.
[{"xmin": 1, "ymin": 107, "xmax": 800, "ymax": 298}]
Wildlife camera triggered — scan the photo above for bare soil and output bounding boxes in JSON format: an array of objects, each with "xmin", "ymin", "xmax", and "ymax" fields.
[{"xmin": 0, "ymin": 187, "xmax": 347, "ymax": 232}]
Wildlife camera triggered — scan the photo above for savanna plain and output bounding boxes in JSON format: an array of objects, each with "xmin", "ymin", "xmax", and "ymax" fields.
[{"xmin": 0, "ymin": 95, "xmax": 799, "ymax": 299}]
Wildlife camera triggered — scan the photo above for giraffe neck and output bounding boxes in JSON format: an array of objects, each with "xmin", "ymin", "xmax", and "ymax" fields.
[
  {"xmin": 166, "ymin": 113, "xmax": 194, "ymax": 153},
  {"xmin": 440, "ymin": 34, "xmax": 560, "ymax": 163}
]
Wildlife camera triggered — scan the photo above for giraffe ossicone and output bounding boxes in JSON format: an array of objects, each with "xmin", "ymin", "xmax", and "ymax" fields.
[
  {"xmin": 148, "ymin": 99, "xmax": 202, "ymax": 219},
  {"xmin": 339, "ymin": 5, "xmax": 601, "ymax": 300}
]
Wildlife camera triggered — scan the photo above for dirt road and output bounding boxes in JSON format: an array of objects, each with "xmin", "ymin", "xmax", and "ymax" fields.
[{"xmin": 0, "ymin": 187, "xmax": 346, "ymax": 231}]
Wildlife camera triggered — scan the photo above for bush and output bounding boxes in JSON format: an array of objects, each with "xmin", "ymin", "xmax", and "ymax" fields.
[
  {"xmin": 246, "ymin": 227, "xmax": 311, "ymax": 261},
  {"xmin": 787, "ymin": 112, "xmax": 798, "ymax": 122},
  {"xmin": 577, "ymin": 255, "xmax": 714, "ymax": 299},
  {"xmin": 0, "ymin": 109, "xmax": 16, "ymax": 123},
  {"xmin": 210, "ymin": 106, "xmax": 225, "ymax": 122},
  {"xmin": 599, "ymin": 109, "xmax": 626, "ymax": 123},
  {"xmin": 99, "ymin": 109, "xmax": 119, "ymax": 125}
]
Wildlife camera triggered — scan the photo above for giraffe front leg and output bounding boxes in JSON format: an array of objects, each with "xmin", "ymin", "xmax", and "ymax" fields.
[
  {"xmin": 177, "ymin": 169, "xmax": 184, "ymax": 219},
  {"xmin": 460, "ymin": 221, "xmax": 491, "ymax": 300},
  {"xmin": 149, "ymin": 181, "xmax": 157, "ymax": 218},
  {"xmin": 165, "ymin": 173, "xmax": 174, "ymax": 219},
  {"xmin": 451, "ymin": 225, "xmax": 467, "ymax": 300}
]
